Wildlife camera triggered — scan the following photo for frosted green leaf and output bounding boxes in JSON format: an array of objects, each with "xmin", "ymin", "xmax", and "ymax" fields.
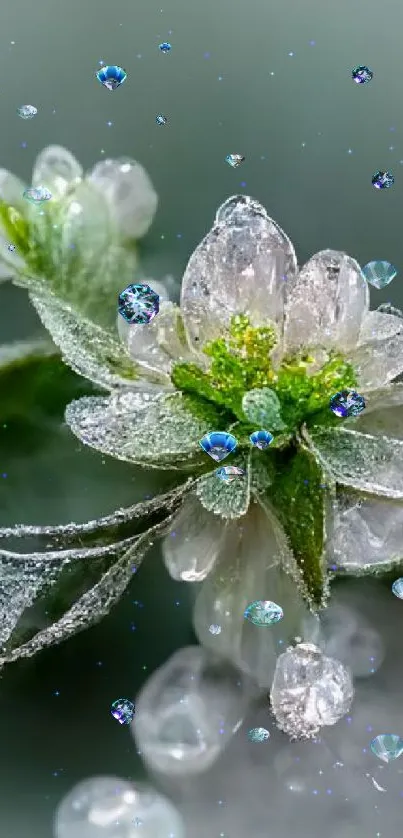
[
  {"xmin": 195, "ymin": 454, "xmax": 251, "ymax": 519},
  {"xmin": 305, "ymin": 426, "xmax": 403, "ymax": 500},
  {"xmin": 241, "ymin": 387, "xmax": 286, "ymax": 430},
  {"xmin": 65, "ymin": 391, "xmax": 210, "ymax": 469},
  {"xmin": 249, "ymin": 449, "xmax": 275, "ymax": 494},
  {"xmin": 29, "ymin": 287, "xmax": 145, "ymax": 390}
]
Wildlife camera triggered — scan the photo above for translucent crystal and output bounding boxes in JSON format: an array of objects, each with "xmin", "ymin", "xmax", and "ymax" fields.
[
  {"xmin": 247, "ymin": 726, "xmax": 270, "ymax": 742},
  {"xmin": 209, "ymin": 624, "xmax": 222, "ymax": 635},
  {"xmin": 162, "ymin": 493, "xmax": 226, "ymax": 581},
  {"xmin": 199, "ymin": 431, "xmax": 237, "ymax": 462},
  {"xmin": 54, "ymin": 776, "xmax": 185, "ymax": 838},
  {"xmin": 159, "ymin": 42, "xmax": 171, "ymax": 52},
  {"xmin": 96, "ymin": 65, "xmax": 127, "ymax": 90},
  {"xmin": 17, "ymin": 104, "xmax": 37, "ymax": 119},
  {"xmin": 372, "ymin": 170, "xmax": 394, "ymax": 189},
  {"xmin": 270, "ymin": 642, "xmax": 354, "ymax": 739},
  {"xmin": 23, "ymin": 186, "xmax": 52, "ymax": 203},
  {"xmin": 225, "ymin": 154, "xmax": 245, "ymax": 168},
  {"xmin": 215, "ymin": 465, "xmax": 245, "ymax": 482},
  {"xmin": 249, "ymin": 429, "xmax": 274, "ymax": 449},
  {"xmin": 86, "ymin": 158, "xmax": 158, "ymax": 240},
  {"xmin": 244, "ymin": 599, "xmax": 284, "ymax": 626},
  {"xmin": 111, "ymin": 698, "xmax": 135, "ymax": 725},
  {"xmin": 361, "ymin": 260, "xmax": 397, "ymax": 289},
  {"xmin": 156, "ymin": 114, "xmax": 167, "ymax": 125},
  {"xmin": 131, "ymin": 646, "xmax": 251, "ymax": 776},
  {"xmin": 370, "ymin": 734, "xmax": 403, "ymax": 763},
  {"xmin": 392, "ymin": 577, "xmax": 403, "ymax": 599},
  {"xmin": 352, "ymin": 65, "xmax": 373, "ymax": 84},
  {"xmin": 329, "ymin": 390, "xmax": 366, "ymax": 418},
  {"xmin": 118, "ymin": 284, "xmax": 160, "ymax": 325},
  {"xmin": 328, "ymin": 492, "xmax": 403, "ymax": 573},
  {"xmin": 32, "ymin": 145, "xmax": 83, "ymax": 200}
]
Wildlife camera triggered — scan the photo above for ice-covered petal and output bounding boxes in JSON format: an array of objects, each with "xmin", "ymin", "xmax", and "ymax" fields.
[
  {"xmin": 284, "ymin": 250, "xmax": 369, "ymax": 353},
  {"xmin": 65, "ymin": 391, "xmax": 209, "ymax": 469},
  {"xmin": 0, "ymin": 168, "xmax": 27, "ymax": 213},
  {"xmin": 86, "ymin": 158, "xmax": 158, "ymax": 239},
  {"xmin": 193, "ymin": 500, "xmax": 318, "ymax": 688},
  {"xmin": 328, "ymin": 490, "xmax": 403, "ymax": 575},
  {"xmin": 350, "ymin": 383, "xmax": 403, "ymax": 439},
  {"xmin": 117, "ymin": 301, "xmax": 195, "ymax": 377},
  {"xmin": 31, "ymin": 145, "xmax": 83, "ymax": 200},
  {"xmin": 305, "ymin": 426, "xmax": 403, "ymax": 499},
  {"xmin": 162, "ymin": 494, "xmax": 227, "ymax": 581},
  {"xmin": 349, "ymin": 332, "xmax": 403, "ymax": 390},
  {"xmin": 358, "ymin": 309, "xmax": 403, "ymax": 345},
  {"xmin": 195, "ymin": 454, "xmax": 251, "ymax": 519},
  {"xmin": 180, "ymin": 195, "xmax": 297, "ymax": 351}
]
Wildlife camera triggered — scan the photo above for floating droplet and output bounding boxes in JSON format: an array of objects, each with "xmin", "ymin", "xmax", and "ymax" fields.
[
  {"xmin": 96, "ymin": 65, "xmax": 127, "ymax": 90},
  {"xmin": 372, "ymin": 170, "xmax": 394, "ymax": 189},
  {"xmin": 361, "ymin": 260, "xmax": 397, "ymax": 289},
  {"xmin": 392, "ymin": 577, "xmax": 403, "ymax": 599},
  {"xmin": 156, "ymin": 114, "xmax": 167, "ymax": 125},
  {"xmin": 111, "ymin": 698, "xmax": 135, "ymax": 724},
  {"xmin": 17, "ymin": 104, "xmax": 37, "ymax": 119},
  {"xmin": 370, "ymin": 734, "xmax": 403, "ymax": 763},
  {"xmin": 352, "ymin": 65, "xmax": 373, "ymax": 84},
  {"xmin": 118, "ymin": 283, "xmax": 160, "ymax": 325},
  {"xmin": 215, "ymin": 465, "xmax": 245, "ymax": 482},
  {"xmin": 7, "ymin": 244, "xmax": 15, "ymax": 252},
  {"xmin": 199, "ymin": 431, "xmax": 237, "ymax": 462},
  {"xmin": 244, "ymin": 599, "xmax": 284, "ymax": 626},
  {"xmin": 249, "ymin": 430, "xmax": 274, "ymax": 450},
  {"xmin": 159, "ymin": 42, "xmax": 171, "ymax": 52},
  {"xmin": 23, "ymin": 186, "xmax": 52, "ymax": 204},
  {"xmin": 225, "ymin": 154, "xmax": 245, "ymax": 168},
  {"xmin": 209, "ymin": 624, "xmax": 222, "ymax": 635},
  {"xmin": 329, "ymin": 390, "xmax": 366, "ymax": 418},
  {"xmin": 247, "ymin": 727, "xmax": 271, "ymax": 742}
]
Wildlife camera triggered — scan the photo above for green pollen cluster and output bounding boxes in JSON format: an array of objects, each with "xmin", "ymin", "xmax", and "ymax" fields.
[{"xmin": 172, "ymin": 314, "xmax": 358, "ymax": 433}]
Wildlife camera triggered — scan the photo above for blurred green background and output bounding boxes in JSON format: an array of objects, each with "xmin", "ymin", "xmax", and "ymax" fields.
[{"xmin": 0, "ymin": 0, "xmax": 402, "ymax": 834}]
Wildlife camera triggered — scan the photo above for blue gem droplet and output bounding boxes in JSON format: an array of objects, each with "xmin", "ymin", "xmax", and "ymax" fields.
[
  {"xmin": 352, "ymin": 65, "xmax": 373, "ymax": 84},
  {"xmin": 215, "ymin": 465, "xmax": 245, "ymax": 482},
  {"xmin": 225, "ymin": 154, "xmax": 245, "ymax": 168},
  {"xmin": 329, "ymin": 390, "xmax": 366, "ymax": 419},
  {"xmin": 361, "ymin": 260, "xmax": 397, "ymax": 290},
  {"xmin": 392, "ymin": 577, "xmax": 403, "ymax": 599},
  {"xmin": 244, "ymin": 599, "xmax": 284, "ymax": 626},
  {"xmin": 23, "ymin": 186, "xmax": 52, "ymax": 204},
  {"xmin": 250, "ymin": 430, "xmax": 274, "ymax": 450},
  {"xmin": 199, "ymin": 431, "xmax": 237, "ymax": 462},
  {"xmin": 111, "ymin": 698, "xmax": 135, "ymax": 725},
  {"xmin": 96, "ymin": 65, "xmax": 127, "ymax": 90},
  {"xmin": 159, "ymin": 42, "xmax": 171, "ymax": 52},
  {"xmin": 370, "ymin": 734, "xmax": 403, "ymax": 763},
  {"xmin": 248, "ymin": 727, "xmax": 271, "ymax": 742},
  {"xmin": 118, "ymin": 283, "xmax": 160, "ymax": 325},
  {"xmin": 156, "ymin": 114, "xmax": 167, "ymax": 125},
  {"xmin": 372, "ymin": 170, "xmax": 394, "ymax": 190}
]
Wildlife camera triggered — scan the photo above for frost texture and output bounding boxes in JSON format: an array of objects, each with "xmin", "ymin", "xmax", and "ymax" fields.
[
  {"xmin": 65, "ymin": 391, "xmax": 210, "ymax": 468},
  {"xmin": 241, "ymin": 387, "xmax": 286, "ymax": 430},
  {"xmin": 195, "ymin": 455, "xmax": 251, "ymax": 519},
  {"xmin": 306, "ymin": 427, "xmax": 403, "ymax": 499},
  {"xmin": 328, "ymin": 490, "xmax": 403, "ymax": 574}
]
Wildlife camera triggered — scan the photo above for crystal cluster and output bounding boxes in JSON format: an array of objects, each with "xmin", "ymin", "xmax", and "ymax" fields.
[{"xmin": 270, "ymin": 642, "xmax": 354, "ymax": 739}]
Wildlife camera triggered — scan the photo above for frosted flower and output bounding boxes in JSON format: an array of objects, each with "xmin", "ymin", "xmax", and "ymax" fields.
[{"xmin": 1, "ymin": 194, "xmax": 403, "ymax": 680}]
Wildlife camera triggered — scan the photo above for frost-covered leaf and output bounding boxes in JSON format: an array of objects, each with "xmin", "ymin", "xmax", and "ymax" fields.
[
  {"xmin": 29, "ymin": 287, "xmax": 145, "ymax": 390},
  {"xmin": 65, "ymin": 391, "xmax": 211, "ymax": 469},
  {"xmin": 306, "ymin": 426, "xmax": 403, "ymax": 499},
  {"xmin": 195, "ymin": 454, "xmax": 251, "ymax": 519},
  {"xmin": 268, "ymin": 444, "xmax": 330, "ymax": 606},
  {"xmin": 241, "ymin": 387, "xmax": 286, "ymax": 430}
]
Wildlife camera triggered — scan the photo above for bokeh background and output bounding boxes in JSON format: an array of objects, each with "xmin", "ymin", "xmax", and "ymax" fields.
[{"xmin": 0, "ymin": 0, "xmax": 402, "ymax": 835}]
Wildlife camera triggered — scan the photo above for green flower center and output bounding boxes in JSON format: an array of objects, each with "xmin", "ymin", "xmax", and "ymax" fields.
[{"xmin": 171, "ymin": 314, "xmax": 358, "ymax": 438}]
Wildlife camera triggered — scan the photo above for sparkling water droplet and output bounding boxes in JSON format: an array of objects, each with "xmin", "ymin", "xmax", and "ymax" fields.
[
  {"xmin": 111, "ymin": 698, "xmax": 135, "ymax": 724},
  {"xmin": 159, "ymin": 42, "xmax": 171, "ymax": 52},
  {"xmin": 352, "ymin": 65, "xmax": 373, "ymax": 84},
  {"xmin": 225, "ymin": 154, "xmax": 245, "ymax": 168},
  {"xmin": 247, "ymin": 726, "xmax": 271, "ymax": 742},
  {"xmin": 96, "ymin": 65, "xmax": 127, "ymax": 90},
  {"xmin": 361, "ymin": 260, "xmax": 397, "ymax": 289},
  {"xmin": 7, "ymin": 244, "xmax": 15, "ymax": 252},
  {"xmin": 156, "ymin": 113, "xmax": 167, "ymax": 125},
  {"xmin": 370, "ymin": 734, "xmax": 403, "ymax": 763},
  {"xmin": 209, "ymin": 624, "xmax": 222, "ymax": 635},
  {"xmin": 329, "ymin": 390, "xmax": 366, "ymax": 418},
  {"xmin": 215, "ymin": 465, "xmax": 245, "ymax": 482},
  {"xmin": 118, "ymin": 283, "xmax": 160, "ymax": 325},
  {"xmin": 199, "ymin": 431, "xmax": 237, "ymax": 462},
  {"xmin": 23, "ymin": 186, "xmax": 52, "ymax": 204},
  {"xmin": 372, "ymin": 170, "xmax": 394, "ymax": 189},
  {"xmin": 244, "ymin": 599, "xmax": 284, "ymax": 626},
  {"xmin": 17, "ymin": 104, "xmax": 37, "ymax": 119},
  {"xmin": 249, "ymin": 430, "xmax": 274, "ymax": 450},
  {"xmin": 392, "ymin": 577, "xmax": 403, "ymax": 599}
]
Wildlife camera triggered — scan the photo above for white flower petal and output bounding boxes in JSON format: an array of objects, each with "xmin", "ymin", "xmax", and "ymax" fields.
[
  {"xmin": 349, "ymin": 333, "xmax": 403, "ymax": 390},
  {"xmin": 162, "ymin": 494, "xmax": 227, "ymax": 581},
  {"xmin": 117, "ymin": 301, "xmax": 194, "ymax": 377},
  {"xmin": 86, "ymin": 158, "xmax": 158, "ymax": 239},
  {"xmin": 0, "ymin": 169, "xmax": 27, "ymax": 212},
  {"xmin": 193, "ymin": 500, "xmax": 317, "ymax": 688},
  {"xmin": 32, "ymin": 145, "xmax": 83, "ymax": 199},
  {"xmin": 358, "ymin": 310, "xmax": 403, "ymax": 345},
  {"xmin": 65, "ymin": 391, "xmax": 209, "ymax": 469},
  {"xmin": 284, "ymin": 250, "xmax": 369, "ymax": 353},
  {"xmin": 305, "ymin": 426, "xmax": 403, "ymax": 499},
  {"xmin": 351, "ymin": 384, "xmax": 403, "ymax": 438},
  {"xmin": 180, "ymin": 195, "xmax": 297, "ymax": 351},
  {"xmin": 328, "ymin": 491, "xmax": 403, "ymax": 574}
]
